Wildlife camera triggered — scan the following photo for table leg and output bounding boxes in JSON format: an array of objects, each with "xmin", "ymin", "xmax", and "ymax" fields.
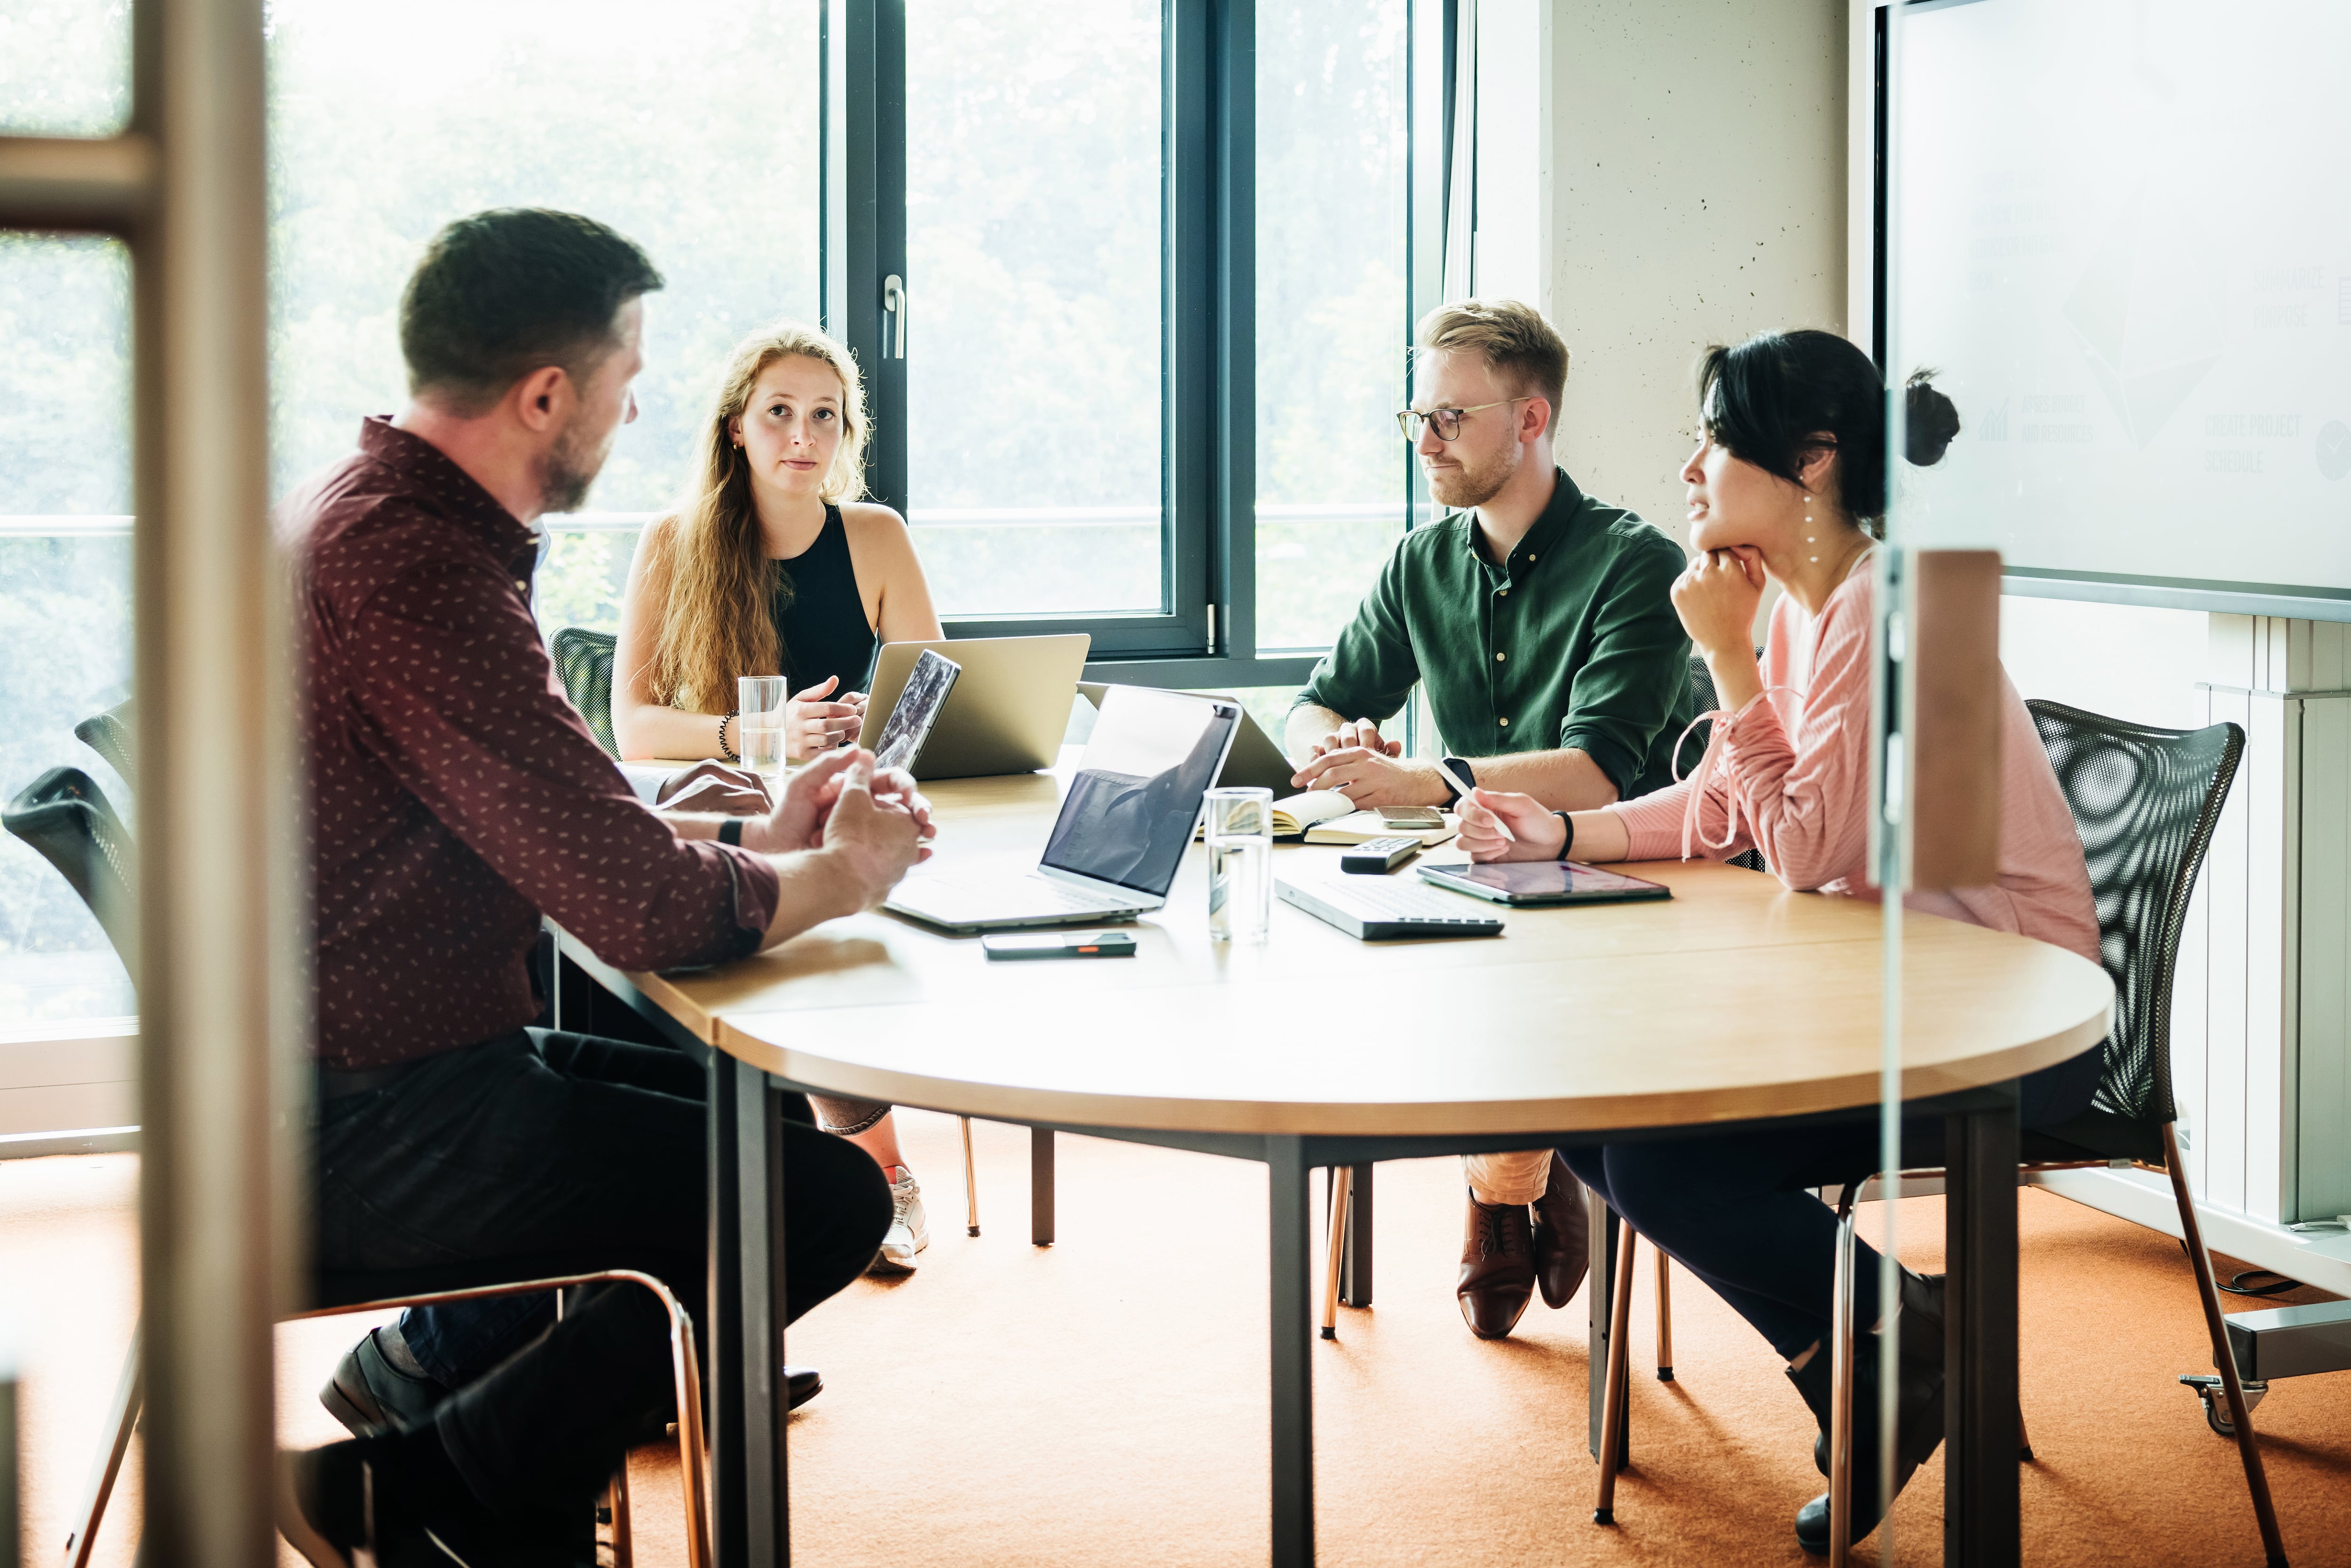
[
  {"xmin": 737, "ymin": 1060, "xmax": 789, "ymax": 1567},
  {"xmin": 549, "ymin": 929, "xmax": 595, "ymax": 1033},
  {"xmin": 1944, "ymin": 1096, "xmax": 2020, "ymax": 1568},
  {"xmin": 707, "ymin": 1053, "xmax": 747, "ymax": 1568},
  {"xmin": 708, "ymin": 1056, "xmax": 789, "ymax": 1568},
  {"xmin": 1340, "ymin": 1163, "xmax": 1373, "ymax": 1308},
  {"xmin": 1586, "ymin": 1192, "xmax": 1628, "ymax": 1466},
  {"xmin": 1031, "ymin": 1127, "xmax": 1055, "ymax": 1246},
  {"xmin": 1267, "ymin": 1137, "xmax": 1314, "ymax": 1567}
]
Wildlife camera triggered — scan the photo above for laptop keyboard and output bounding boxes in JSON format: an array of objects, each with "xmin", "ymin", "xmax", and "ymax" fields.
[
  {"xmin": 1276, "ymin": 873, "xmax": 1503, "ymax": 938},
  {"xmin": 1304, "ymin": 876, "xmax": 1479, "ymax": 920},
  {"xmin": 898, "ymin": 873, "xmax": 1133, "ymax": 919}
]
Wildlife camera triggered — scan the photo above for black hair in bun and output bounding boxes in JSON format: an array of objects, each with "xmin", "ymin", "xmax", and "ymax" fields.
[
  {"xmin": 1905, "ymin": 369, "xmax": 1960, "ymax": 466},
  {"xmin": 1697, "ymin": 329, "xmax": 1961, "ymax": 534}
]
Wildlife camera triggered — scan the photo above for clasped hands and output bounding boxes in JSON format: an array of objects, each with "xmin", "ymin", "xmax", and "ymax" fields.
[
  {"xmin": 1287, "ymin": 717, "xmax": 1451, "ymax": 807},
  {"xmin": 663, "ymin": 748, "xmax": 935, "ymax": 904}
]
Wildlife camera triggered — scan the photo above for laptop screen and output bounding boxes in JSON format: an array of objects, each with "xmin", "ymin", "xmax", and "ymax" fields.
[{"xmin": 1041, "ymin": 687, "xmax": 1240, "ymax": 897}]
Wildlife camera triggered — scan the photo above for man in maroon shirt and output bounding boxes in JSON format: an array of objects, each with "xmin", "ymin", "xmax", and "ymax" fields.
[{"xmin": 277, "ymin": 209, "xmax": 930, "ymax": 1567}]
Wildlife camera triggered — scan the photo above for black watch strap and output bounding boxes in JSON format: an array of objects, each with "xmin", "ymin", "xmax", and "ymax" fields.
[
  {"xmin": 718, "ymin": 818, "xmax": 744, "ymax": 847},
  {"xmin": 1439, "ymin": 755, "xmax": 1474, "ymax": 803}
]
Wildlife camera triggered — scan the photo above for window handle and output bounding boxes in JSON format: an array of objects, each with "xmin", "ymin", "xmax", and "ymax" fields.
[{"xmin": 883, "ymin": 273, "xmax": 908, "ymax": 360}]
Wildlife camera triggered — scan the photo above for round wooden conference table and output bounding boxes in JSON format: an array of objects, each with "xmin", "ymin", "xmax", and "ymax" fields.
[{"xmin": 555, "ymin": 760, "xmax": 2113, "ymax": 1568}]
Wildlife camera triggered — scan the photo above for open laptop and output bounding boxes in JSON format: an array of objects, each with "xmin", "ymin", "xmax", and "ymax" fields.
[
  {"xmin": 860, "ymin": 634, "xmax": 1090, "ymax": 780},
  {"xmin": 884, "ymin": 687, "xmax": 1242, "ymax": 934},
  {"xmin": 1078, "ymin": 682, "xmax": 1296, "ymax": 793}
]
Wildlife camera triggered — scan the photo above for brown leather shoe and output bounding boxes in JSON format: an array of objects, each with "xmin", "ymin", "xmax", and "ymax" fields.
[
  {"xmin": 1531, "ymin": 1150, "xmax": 1591, "ymax": 1309},
  {"xmin": 1458, "ymin": 1192, "xmax": 1536, "ymax": 1339}
]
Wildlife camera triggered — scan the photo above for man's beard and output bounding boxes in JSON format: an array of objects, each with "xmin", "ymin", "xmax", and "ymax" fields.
[
  {"xmin": 536, "ymin": 415, "xmax": 610, "ymax": 516},
  {"xmin": 1425, "ymin": 443, "xmax": 1516, "ymax": 509}
]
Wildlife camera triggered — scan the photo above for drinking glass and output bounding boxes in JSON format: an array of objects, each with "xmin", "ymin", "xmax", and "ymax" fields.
[
  {"xmin": 1205, "ymin": 787, "xmax": 1274, "ymax": 943},
  {"xmin": 737, "ymin": 675, "xmax": 790, "ymax": 777}
]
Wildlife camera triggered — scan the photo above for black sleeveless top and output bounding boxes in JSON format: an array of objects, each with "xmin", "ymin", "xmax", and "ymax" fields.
[{"xmin": 770, "ymin": 504, "xmax": 879, "ymax": 694}]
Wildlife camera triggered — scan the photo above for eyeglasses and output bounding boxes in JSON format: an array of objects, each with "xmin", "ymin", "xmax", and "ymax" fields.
[{"xmin": 1394, "ymin": 397, "xmax": 1529, "ymax": 443}]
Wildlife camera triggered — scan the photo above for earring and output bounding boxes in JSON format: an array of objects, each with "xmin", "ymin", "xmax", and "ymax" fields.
[{"xmin": 1805, "ymin": 495, "xmax": 1817, "ymax": 562}]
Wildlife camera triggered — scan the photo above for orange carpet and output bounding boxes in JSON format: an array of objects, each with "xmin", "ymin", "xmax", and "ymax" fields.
[{"xmin": 7, "ymin": 1111, "xmax": 2349, "ymax": 1567}]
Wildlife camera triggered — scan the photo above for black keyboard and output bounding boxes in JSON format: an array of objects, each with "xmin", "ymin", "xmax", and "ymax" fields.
[{"xmin": 1276, "ymin": 874, "xmax": 1505, "ymax": 940}]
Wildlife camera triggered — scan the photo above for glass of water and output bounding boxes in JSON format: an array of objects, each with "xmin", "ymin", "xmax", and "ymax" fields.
[
  {"xmin": 1205, "ymin": 787, "xmax": 1274, "ymax": 944},
  {"xmin": 737, "ymin": 675, "xmax": 790, "ymax": 777}
]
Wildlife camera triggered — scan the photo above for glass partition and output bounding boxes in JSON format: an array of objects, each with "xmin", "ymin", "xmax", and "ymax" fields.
[
  {"xmin": 0, "ymin": 0, "xmax": 130, "ymax": 138},
  {"xmin": 0, "ymin": 234, "xmax": 136, "ymax": 1039}
]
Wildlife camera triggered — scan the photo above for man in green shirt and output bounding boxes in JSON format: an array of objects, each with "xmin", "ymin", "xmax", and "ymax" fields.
[{"xmin": 1286, "ymin": 299, "xmax": 1693, "ymax": 1342}]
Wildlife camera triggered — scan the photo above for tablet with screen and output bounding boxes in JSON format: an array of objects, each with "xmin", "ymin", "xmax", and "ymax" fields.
[
  {"xmin": 1414, "ymin": 859, "xmax": 1672, "ymax": 907},
  {"xmin": 870, "ymin": 648, "xmax": 961, "ymax": 772}
]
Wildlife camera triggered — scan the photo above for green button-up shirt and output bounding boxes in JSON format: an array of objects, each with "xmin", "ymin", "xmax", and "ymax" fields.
[{"xmin": 1296, "ymin": 468, "xmax": 1693, "ymax": 800}]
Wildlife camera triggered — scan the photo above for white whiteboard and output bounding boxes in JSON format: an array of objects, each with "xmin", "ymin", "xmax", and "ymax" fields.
[{"xmin": 1888, "ymin": 0, "xmax": 2351, "ymax": 616}]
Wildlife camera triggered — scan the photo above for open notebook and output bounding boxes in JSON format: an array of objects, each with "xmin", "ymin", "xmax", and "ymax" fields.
[{"xmin": 1270, "ymin": 790, "xmax": 1456, "ymax": 845}]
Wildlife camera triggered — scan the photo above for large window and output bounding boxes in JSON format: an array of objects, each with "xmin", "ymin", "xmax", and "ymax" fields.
[
  {"xmin": 0, "ymin": 0, "xmax": 1444, "ymax": 1052},
  {"xmin": 266, "ymin": 0, "xmax": 825, "ymax": 641},
  {"xmin": 0, "ymin": 236, "xmax": 135, "ymax": 1029},
  {"xmin": 1254, "ymin": 0, "xmax": 1410, "ymax": 653},
  {"xmin": 906, "ymin": 0, "xmax": 1166, "ymax": 618}
]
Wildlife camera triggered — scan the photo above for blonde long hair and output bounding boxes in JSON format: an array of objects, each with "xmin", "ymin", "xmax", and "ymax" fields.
[{"xmin": 645, "ymin": 322, "xmax": 871, "ymax": 714}]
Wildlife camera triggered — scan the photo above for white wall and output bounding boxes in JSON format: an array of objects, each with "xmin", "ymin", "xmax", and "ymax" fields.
[
  {"xmin": 1999, "ymin": 598, "xmax": 2208, "ymax": 728},
  {"xmin": 1542, "ymin": 0, "xmax": 1849, "ymax": 542}
]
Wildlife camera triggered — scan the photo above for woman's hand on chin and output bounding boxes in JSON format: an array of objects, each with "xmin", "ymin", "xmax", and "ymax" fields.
[
  {"xmin": 1671, "ymin": 547, "xmax": 1766, "ymax": 664},
  {"xmin": 1455, "ymin": 788, "xmax": 1567, "ymax": 863}
]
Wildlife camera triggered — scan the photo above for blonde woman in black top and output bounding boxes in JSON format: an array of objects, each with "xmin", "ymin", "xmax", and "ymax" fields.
[{"xmin": 616, "ymin": 321, "xmax": 944, "ymax": 1270}]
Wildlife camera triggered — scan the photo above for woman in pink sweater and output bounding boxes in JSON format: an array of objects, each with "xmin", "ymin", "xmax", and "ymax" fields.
[{"xmin": 1457, "ymin": 330, "xmax": 2101, "ymax": 1556}]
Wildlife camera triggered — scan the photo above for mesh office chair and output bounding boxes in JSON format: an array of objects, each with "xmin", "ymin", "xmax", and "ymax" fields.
[
  {"xmin": 73, "ymin": 699, "xmax": 137, "ymax": 791},
  {"xmin": 3, "ymin": 768, "xmax": 136, "ymax": 972},
  {"xmin": 1592, "ymin": 706, "xmax": 2286, "ymax": 1564},
  {"xmin": 3, "ymin": 768, "xmax": 712, "ymax": 1568},
  {"xmin": 552, "ymin": 626, "xmax": 621, "ymax": 757}
]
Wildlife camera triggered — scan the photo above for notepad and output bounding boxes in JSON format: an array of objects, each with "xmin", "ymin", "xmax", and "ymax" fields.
[
  {"xmin": 1268, "ymin": 790, "xmax": 1356, "ymax": 836},
  {"xmin": 1207, "ymin": 791, "xmax": 1458, "ymax": 845},
  {"xmin": 1298, "ymin": 806, "xmax": 1456, "ymax": 847}
]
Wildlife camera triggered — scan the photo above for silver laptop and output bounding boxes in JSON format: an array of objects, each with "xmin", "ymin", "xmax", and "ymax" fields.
[
  {"xmin": 1077, "ymin": 682, "xmax": 1297, "ymax": 794},
  {"xmin": 859, "ymin": 634, "xmax": 1090, "ymax": 780},
  {"xmin": 884, "ymin": 687, "xmax": 1243, "ymax": 934}
]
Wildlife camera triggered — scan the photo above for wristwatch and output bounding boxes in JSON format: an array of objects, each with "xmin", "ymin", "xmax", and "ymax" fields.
[
  {"xmin": 1437, "ymin": 754, "xmax": 1474, "ymax": 803},
  {"xmin": 718, "ymin": 819, "xmax": 744, "ymax": 847}
]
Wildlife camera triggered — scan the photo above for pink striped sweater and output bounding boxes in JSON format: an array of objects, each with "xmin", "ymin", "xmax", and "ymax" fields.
[{"xmin": 1609, "ymin": 567, "xmax": 2101, "ymax": 967}]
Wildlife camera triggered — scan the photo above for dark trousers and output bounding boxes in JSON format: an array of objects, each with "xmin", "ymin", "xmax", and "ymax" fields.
[
  {"xmin": 1564, "ymin": 1051, "xmax": 2102, "ymax": 1361},
  {"xmin": 313, "ymin": 1029, "xmax": 890, "ymax": 1513}
]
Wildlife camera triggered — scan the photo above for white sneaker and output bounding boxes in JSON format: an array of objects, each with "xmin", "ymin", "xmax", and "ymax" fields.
[{"xmin": 869, "ymin": 1165, "xmax": 929, "ymax": 1274}]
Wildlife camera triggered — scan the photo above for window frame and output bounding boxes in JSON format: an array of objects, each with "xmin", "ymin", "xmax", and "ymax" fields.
[{"xmin": 826, "ymin": 0, "xmax": 1442, "ymax": 691}]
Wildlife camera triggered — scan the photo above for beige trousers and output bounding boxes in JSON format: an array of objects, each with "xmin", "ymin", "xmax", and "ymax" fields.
[{"xmin": 1465, "ymin": 1148, "xmax": 1553, "ymax": 1206}]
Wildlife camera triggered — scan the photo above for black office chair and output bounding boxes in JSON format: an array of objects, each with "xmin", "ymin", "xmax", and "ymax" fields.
[
  {"xmin": 74, "ymin": 699, "xmax": 137, "ymax": 791},
  {"xmin": 3, "ymin": 767, "xmax": 137, "ymax": 973},
  {"xmin": 552, "ymin": 626, "xmax": 621, "ymax": 757},
  {"xmin": 4, "ymin": 768, "xmax": 711, "ymax": 1568},
  {"xmin": 1600, "ymin": 706, "xmax": 2282, "ymax": 1564}
]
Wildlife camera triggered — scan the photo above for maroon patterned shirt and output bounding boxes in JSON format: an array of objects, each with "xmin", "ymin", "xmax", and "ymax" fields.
[{"xmin": 291, "ymin": 418, "xmax": 779, "ymax": 1069}]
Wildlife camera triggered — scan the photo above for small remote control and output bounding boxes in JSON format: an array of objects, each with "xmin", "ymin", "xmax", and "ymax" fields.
[{"xmin": 1340, "ymin": 835, "xmax": 1422, "ymax": 874}]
